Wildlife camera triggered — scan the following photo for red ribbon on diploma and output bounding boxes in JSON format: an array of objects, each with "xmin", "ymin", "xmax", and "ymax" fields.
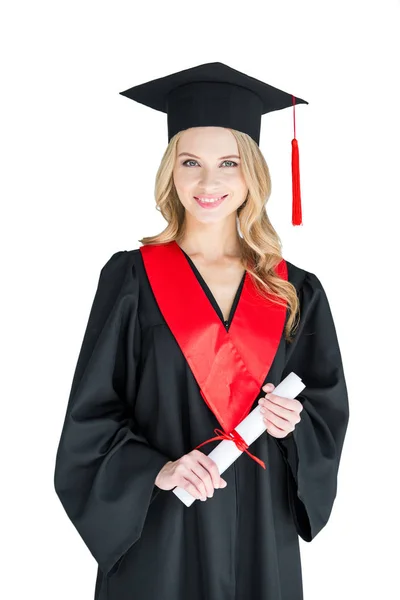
[{"xmin": 195, "ymin": 428, "xmax": 266, "ymax": 470}]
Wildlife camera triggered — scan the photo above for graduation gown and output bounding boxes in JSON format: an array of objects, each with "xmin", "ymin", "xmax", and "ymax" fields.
[{"xmin": 54, "ymin": 242, "xmax": 349, "ymax": 600}]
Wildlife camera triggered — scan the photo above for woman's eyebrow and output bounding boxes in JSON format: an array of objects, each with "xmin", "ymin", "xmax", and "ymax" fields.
[{"xmin": 178, "ymin": 152, "xmax": 240, "ymax": 160}]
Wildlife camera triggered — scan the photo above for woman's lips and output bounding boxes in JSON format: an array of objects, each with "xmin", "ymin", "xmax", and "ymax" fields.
[{"xmin": 194, "ymin": 194, "xmax": 228, "ymax": 209}]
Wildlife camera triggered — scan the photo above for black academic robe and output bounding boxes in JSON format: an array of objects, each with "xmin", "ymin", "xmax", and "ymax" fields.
[{"xmin": 53, "ymin": 244, "xmax": 349, "ymax": 600}]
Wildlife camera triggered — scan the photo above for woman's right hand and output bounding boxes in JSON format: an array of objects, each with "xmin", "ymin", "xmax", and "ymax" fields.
[{"xmin": 155, "ymin": 449, "xmax": 227, "ymax": 501}]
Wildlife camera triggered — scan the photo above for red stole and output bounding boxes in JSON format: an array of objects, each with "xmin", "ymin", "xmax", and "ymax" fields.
[{"xmin": 140, "ymin": 241, "xmax": 288, "ymax": 435}]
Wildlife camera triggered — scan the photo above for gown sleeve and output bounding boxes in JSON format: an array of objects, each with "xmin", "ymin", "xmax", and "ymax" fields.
[
  {"xmin": 53, "ymin": 250, "xmax": 172, "ymax": 576},
  {"xmin": 275, "ymin": 270, "xmax": 350, "ymax": 542}
]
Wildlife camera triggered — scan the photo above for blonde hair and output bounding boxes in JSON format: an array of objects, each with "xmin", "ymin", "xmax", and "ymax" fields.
[{"xmin": 139, "ymin": 128, "xmax": 300, "ymax": 343}]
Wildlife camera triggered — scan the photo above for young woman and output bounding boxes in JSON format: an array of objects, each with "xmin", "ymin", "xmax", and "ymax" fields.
[{"xmin": 54, "ymin": 62, "xmax": 349, "ymax": 600}]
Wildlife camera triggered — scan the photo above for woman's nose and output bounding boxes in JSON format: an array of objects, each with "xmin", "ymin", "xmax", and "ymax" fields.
[{"xmin": 198, "ymin": 173, "xmax": 221, "ymax": 187}]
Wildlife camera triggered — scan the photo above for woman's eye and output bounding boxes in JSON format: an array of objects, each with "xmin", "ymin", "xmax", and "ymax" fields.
[{"xmin": 182, "ymin": 159, "xmax": 238, "ymax": 167}]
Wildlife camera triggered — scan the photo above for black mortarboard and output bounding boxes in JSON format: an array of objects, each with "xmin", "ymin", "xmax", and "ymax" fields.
[{"xmin": 119, "ymin": 62, "xmax": 308, "ymax": 225}]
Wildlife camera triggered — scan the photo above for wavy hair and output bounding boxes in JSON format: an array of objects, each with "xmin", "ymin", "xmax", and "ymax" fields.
[{"xmin": 139, "ymin": 128, "xmax": 300, "ymax": 343}]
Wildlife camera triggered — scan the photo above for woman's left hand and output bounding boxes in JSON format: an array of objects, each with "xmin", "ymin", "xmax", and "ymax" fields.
[{"xmin": 258, "ymin": 383, "xmax": 303, "ymax": 438}]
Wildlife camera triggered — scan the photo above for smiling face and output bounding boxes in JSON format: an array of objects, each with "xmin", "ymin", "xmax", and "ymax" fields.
[{"xmin": 172, "ymin": 127, "xmax": 248, "ymax": 224}]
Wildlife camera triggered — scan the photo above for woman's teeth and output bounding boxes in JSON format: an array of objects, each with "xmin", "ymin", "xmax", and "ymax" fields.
[{"xmin": 194, "ymin": 194, "xmax": 228, "ymax": 207}]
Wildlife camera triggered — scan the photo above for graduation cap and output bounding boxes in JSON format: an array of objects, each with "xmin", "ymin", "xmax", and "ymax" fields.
[{"xmin": 119, "ymin": 62, "xmax": 308, "ymax": 225}]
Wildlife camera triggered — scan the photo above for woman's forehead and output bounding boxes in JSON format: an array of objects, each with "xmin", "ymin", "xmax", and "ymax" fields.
[{"xmin": 177, "ymin": 127, "xmax": 239, "ymax": 154}]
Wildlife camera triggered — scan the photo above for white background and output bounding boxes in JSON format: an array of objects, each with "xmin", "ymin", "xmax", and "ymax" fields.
[{"xmin": 1, "ymin": 1, "xmax": 399, "ymax": 598}]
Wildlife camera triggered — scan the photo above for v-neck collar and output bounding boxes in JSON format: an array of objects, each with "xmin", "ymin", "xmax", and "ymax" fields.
[
  {"xmin": 139, "ymin": 241, "xmax": 289, "ymax": 433},
  {"xmin": 178, "ymin": 245, "xmax": 247, "ymax": 331}
]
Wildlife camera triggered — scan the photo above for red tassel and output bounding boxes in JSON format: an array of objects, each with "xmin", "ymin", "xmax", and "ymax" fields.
[{"xmin": 291, "ymin": 96, "xmax": 303, "ymax": 226}]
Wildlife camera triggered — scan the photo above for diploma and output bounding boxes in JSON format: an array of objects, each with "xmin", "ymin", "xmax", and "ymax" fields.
[{"xmin": 173, "ymin": 371, "xmax": 305, "ymax": 507}]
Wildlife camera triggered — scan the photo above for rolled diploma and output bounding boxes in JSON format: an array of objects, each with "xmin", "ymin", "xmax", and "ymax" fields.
[{"xmin": 173, "ymin": 371, "xmax": 305, "ymax": 507}]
